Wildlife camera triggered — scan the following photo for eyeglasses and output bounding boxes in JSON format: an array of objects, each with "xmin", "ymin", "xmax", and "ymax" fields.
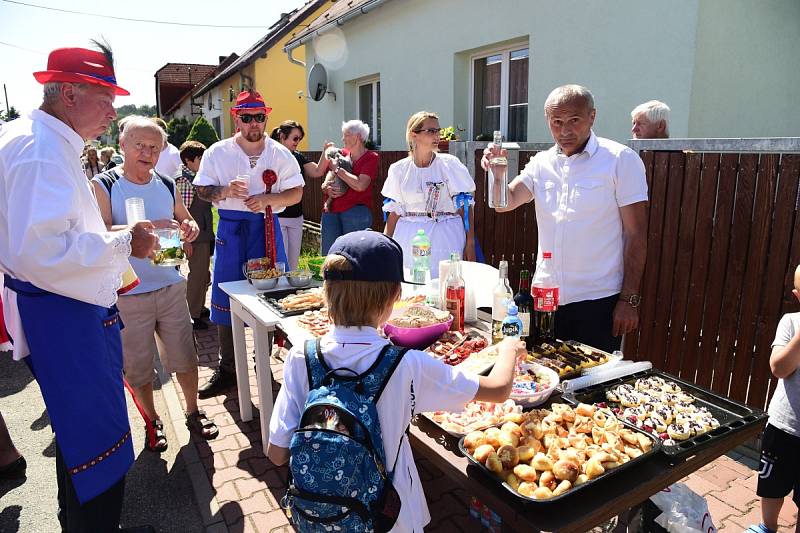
[
  {"xmin": 238, "ymin": 113, "xmax": 266, "ymax": 124},
  {"xmin": 290, "ymin": 136, "xmax": 302, "ymax": 142},
  {"xmin": 133, "ymin": 142, "xmax": 160, "ymax": 154},
  {"xmin": 414, "ymin": 127, "xmax": 442, "ymax": 135}
]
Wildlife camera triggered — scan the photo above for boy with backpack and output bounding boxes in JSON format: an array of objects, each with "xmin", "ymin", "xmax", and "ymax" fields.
[
  {"xmin": 746, "ymin": 265, "xmax": 800, "ymax": 533},
  {"xmin": 268, "ymin": 230, "xmax": 525, "ymax": 532}
]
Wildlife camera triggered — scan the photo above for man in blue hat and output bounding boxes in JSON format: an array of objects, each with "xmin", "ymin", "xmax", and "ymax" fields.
[{"xmin": 0, "ymin": 41, "xmax": 158, "ymax": 532}]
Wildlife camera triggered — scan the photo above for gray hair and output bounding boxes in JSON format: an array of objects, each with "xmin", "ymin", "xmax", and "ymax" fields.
[
  {"xmin": 341, "ymin": 120, "xmax": 370, "ymax": 143},
  {"xmin": 544, "ymin": 85, "xmax": 595, "ymax": 114},
  {"xmin": 42, "ymin": 82, "xmax": 87, "ymax": 104},
  {"xmin": 631, "ymin": 100, "xmax": 670, "ymax": 132},
  {"xmin": 119, "ymin": 115, "xmax": 167, "ymax": 149}
]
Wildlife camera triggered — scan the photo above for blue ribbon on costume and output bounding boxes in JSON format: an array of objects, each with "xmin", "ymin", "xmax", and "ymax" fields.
[
  {"xmin": 382, "ymin": 197, "xmax": 395, "ymax": 222},
  {"xmin": 454, "ymin": 192, "xmax": 473, "ymax": 231}
]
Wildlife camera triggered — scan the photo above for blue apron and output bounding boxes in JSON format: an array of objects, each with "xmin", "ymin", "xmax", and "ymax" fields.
[
  {"xmin": 5, "ymin": 277, "xmax": 133, "ymax": 504},
  {"xmin": 210, "ymin": 209, "xmax": 287, "ymax": 326}
]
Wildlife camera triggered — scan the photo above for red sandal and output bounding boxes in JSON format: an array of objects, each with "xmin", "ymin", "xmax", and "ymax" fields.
[{"xmin": 144, "ymin": 418, "xmax": 168, "ymax": 452}]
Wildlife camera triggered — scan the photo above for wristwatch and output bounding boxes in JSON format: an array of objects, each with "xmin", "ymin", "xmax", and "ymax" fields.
[{"xmin": 619, "ymin": 293, "xmax": 642, "ymax": 308}]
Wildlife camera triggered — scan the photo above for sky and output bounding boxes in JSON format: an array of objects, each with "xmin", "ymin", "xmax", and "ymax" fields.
[{"xmin": 0, "ymin": 0, "xmax": 308, "ymax": 115}]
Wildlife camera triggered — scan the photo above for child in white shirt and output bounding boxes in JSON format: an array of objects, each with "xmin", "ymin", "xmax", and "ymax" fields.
[{"xmin": 268, "ymin": 230, "xmax": 524, "ymax": 532}]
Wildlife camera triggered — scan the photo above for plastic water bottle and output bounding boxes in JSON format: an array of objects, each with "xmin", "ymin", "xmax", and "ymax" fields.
[
  {"xmin": 411, "ymin": 229, "xmax": 431, "ymax": 286},
  {"xmin": 501, "ymin": 302, "xmax": 524, "ymax": 339}
]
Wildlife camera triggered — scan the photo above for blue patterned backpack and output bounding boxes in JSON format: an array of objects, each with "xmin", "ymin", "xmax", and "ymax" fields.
[{"xmin": 283, "ymin": 339, "xmax": 409, "ymax": 532}]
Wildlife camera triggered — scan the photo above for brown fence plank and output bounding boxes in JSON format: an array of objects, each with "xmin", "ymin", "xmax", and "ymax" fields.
[
  {"xmin": 752, "ymin": 154, "xmax": 800, "ymax": 408},
  {"xmin": 681, "ymin": 153, "xmax": 722, "ymax": 384},
  {"xmin": 695, "ymin": 153, "xmax": 739, "ymax": 389},
  {"xmin": 636, "ymin": 151, "xmax": 669, "ymax": 363},
  {"xmin": 664, "ymin": 152, "xmax": 702, "ymax": 377},
  {"xmin": 649, "ymin": 152, "xmax": 686, "ymax": 370},
  {"xmin": 712, "ymin": 154, "xmax": 759, "ymax": 396},
  {"xmin": 728, "ymin": 154, "xmax": 779, "ymax": 403}
]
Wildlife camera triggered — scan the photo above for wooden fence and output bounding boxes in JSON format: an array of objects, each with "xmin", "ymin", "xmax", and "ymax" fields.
[{"xmin": 301, "ymin": 140, "xmax": 800, "ymax": 409}]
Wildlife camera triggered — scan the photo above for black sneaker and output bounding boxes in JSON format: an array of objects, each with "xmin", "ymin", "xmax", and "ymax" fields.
[
  {"xmin": 198, "ymin": 368, "xmax": 236, "ymax": 399},
  {"xmin": 200, "ymin": 307, "xmax": 211, "ymax": 318},
  {"xmin": 192, "ymin": 318, "xmax": 208, "ymax": 331}
]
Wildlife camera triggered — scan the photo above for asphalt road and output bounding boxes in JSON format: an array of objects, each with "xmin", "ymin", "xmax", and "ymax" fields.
[{"xmin": 0, "ymin": 351, "xmax": 205, "ymax": 533}]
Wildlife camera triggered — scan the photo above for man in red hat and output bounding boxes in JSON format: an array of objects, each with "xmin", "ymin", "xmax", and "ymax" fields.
[
  {"xmin": 194, "ymin": 90, "xmax": 303, "ymax": 397},
  {"xmin": 0, "ymin": 40, "xmax": 158, "ymax": 532}
]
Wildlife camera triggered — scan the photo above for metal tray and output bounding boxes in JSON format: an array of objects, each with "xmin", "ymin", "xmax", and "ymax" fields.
[
  {"xmin": 425, "ymin": 329, "xmax": 492, "ymax": 371},
  {"xmin": 257, "ymin": 288, "xmax": 324, "ymax": 317},
  {"xmin": 527, "ymin": 340, "xmax": 614, "ymax": 381},
  {"xmin": 458, "ymin": 417, "xmax": 661, "ymax": 504},
  {"xmin": 562, "ymin": 369, "xmax": 768, "ymax": 460}
]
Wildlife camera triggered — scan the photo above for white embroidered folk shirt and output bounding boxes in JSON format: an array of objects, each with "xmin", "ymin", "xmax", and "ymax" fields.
[
  {"xmin": 193, "ymin": 136, "xmax": 304, "ymax": 213},
  {"xmin": 0, "ymin": 110, "xmax": 131, "ymax": 359}
]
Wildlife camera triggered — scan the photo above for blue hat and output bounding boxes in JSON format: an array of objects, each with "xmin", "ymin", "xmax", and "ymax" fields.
[{"xmin": 324, "ymin": 230, "xmax": 422, "ymax": 284}]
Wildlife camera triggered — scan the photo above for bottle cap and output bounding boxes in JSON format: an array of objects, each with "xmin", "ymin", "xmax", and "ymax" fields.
[
  {"xmin": 417, "ymin": 229, "xmax": 425, "ymax": 236},
  {"xmin": 506, "ymin": 302, "xmax": 518, "ymax": 315},
  {"xmin": 543, "ymin": 251, "xmax": 552, "ymax": 259}
]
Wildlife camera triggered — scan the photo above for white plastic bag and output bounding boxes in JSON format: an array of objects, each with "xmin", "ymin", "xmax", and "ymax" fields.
[{"xmin": 650, "ymin": 483, "xmax": 717, "ymax": 533}]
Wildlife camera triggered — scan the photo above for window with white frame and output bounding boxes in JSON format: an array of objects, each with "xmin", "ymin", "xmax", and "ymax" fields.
[
  {"xmin": 471, "ymin": 46, "xmax": 529, "ymax": 142},
  {"xmin": 356, "ymin": 78, "xmax": 381, "ymax": 147}
]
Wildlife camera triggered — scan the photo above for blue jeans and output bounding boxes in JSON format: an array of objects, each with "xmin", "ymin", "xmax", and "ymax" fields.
[{"xmin": 321, "ymin": 205, "xmax": 373, "ymax": 254}]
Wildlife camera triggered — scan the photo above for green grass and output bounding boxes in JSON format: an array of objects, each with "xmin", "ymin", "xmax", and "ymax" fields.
[{"xmin": 212, "ymin": 207, "xmax": 219, "ymax": 235}]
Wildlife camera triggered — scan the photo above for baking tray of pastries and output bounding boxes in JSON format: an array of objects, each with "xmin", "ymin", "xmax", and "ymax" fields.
[
  {"xmin": 561, "ymin": 369, "xmax": 767, "ymax": 461},
  {"xmin": 258, "ymin": 288, "xmax": 324, "ymax": 317},
  {"xmin": 458, "ymin": 402, "xmax": 660, "ymax": 504},
  {"xmin": 526, "ymin": 340, "xmax": 615, "ymax": 380}
]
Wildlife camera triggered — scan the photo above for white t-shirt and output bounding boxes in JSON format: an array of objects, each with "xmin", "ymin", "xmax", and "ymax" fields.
[
  {"xmin": 382, "ymin": 153, "xmax": 475, "ymax": 216},
  {"xmin": 269, "ymin": 325, "xmax": 480, "ymax": 533},
  {"xmin": 193, "ymin": 136, "xmax": 303, "ymax": 213},
  {"xmin": 517, "ymin": 132, "xmax": 648, "ymax": 305},
  {"xmin": 769, "ymin": 312, "xmax": 800, "ymax": 437},
  {"xmin": 154, "ymin": 142, "xmax": 181, "ymax": 178}
]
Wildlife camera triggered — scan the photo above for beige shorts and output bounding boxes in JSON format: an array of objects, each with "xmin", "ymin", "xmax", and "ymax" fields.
[{"xmin": 117, "ymin": 281, "xmax": 198, "ymax": 388}]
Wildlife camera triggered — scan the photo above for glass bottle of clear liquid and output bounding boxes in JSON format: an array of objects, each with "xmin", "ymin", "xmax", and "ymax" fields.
[
  {"xmin": 491, "ymin": 260, "xmax": 513, "ymax": 344},
  {"xmin": 488, "ymin": 130, "xmax": 508, "ymax": 208},
  {"xmin": 445, "ymin": 252, "xmax": 465, "ymax": 332}
]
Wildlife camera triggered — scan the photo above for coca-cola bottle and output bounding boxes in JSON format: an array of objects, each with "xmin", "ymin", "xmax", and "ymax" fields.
[{"xmin": 533, "ymin": 251, "xmax": 559, "ymax": 344}]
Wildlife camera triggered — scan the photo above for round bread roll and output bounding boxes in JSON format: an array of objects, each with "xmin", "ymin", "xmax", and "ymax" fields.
[
  {"xmin": 538, "ymin": 470, "xmax": 557, "ymax": 490},
  {"xmin": 472, "ymin": 444, "xmax": 495, "ymax": 464},
  {"xmin": 533, "ymin": 486, "xmax": 553, "ymax": 500},
  {"xmin": 484, "ymin": 427, "xmax": 502, "ymax": 448},
  {"xmin": 552, "ymin": 459, "xmax": 580, "ymax": 482},
  {"xmin": 505, "ymin": 472, "xmax": 522, "ymax": 491},
  {"xmin": 513, "ymin": 464, "xmax": 539, "ymax": 482},
  {"xmin": 516, "ymin": 445, "xmax": 536, "ymax": 463},
  {"xmin": 584, "ymin": 458, "xmax": 605, "ymax": 479},
  {"xmin": 573, "ymin": 473, "xmax": 589, "ymax": 487},
  {"xmin": 502, "ymin": 411, "xmax": 525, "ymax": 424},
  {"xmin": 463, "ymin": 431, "xmax": 486, "ymax": 452},
  {"xmin": 501, "ymin": 421, "xmax": 523, "ymax": 437},
  {"xmin": 531, "ymin": 452, "xmax": 554, "ymax": 471},
  {"xmin": 486, "ymin": 452, "xmax": 503, "ymax": 473},
  {"xmin": 498, "ymin": 430, "xmax": 520, "ymax": 448},
  {"xmin": 497, "ymin": 444, "xmax": 519, "ymax": 470},
  {"xmin": 517, "ymin": 481, "xmax": 537, "ymax": 497}
]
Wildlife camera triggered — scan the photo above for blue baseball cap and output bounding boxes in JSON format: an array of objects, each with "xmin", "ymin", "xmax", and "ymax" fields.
[{"xmin": 324, "ymin": 230, "xmax": 422, "ymax": 284}]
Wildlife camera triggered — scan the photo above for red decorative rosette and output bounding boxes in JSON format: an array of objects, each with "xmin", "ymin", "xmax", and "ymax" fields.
[{"xmin": 262, "ymin": 169, "xmax": 278, "ymax": 268}]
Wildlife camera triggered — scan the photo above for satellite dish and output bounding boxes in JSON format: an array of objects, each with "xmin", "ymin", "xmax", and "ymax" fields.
[{"xmin": 307, "ymin": 63, "xmax": 332, "ymax": 102}]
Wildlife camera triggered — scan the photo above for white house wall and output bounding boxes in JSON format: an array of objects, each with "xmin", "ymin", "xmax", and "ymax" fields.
[{"xmin": 302, "ymin": 0, "xmax": 700, "ymax": 150}]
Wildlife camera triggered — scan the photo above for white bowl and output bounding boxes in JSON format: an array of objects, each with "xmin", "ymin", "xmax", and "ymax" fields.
[{"xmin": 509, "ymin": 362, "xmax": 560, "ymax": 407}]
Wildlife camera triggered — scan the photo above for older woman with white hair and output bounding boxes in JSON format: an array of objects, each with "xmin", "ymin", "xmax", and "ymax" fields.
[{"xmin": 319, "ymin": 119, "xmax": 379, "ymax": 254}]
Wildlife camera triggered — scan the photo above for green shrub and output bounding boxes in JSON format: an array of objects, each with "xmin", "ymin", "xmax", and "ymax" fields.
[
  {"xmin": 186, "ymin": 116, "xmax": 220, "ymax": 148},
  {"xmin": 167, "ymin": 117, "xmax": 191, "ymax": 147}
]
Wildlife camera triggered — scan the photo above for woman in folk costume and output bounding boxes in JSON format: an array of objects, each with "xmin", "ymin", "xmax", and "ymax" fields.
[
  {"xmin": 0, "ymin": 44, "xmax": 159, "ymax": 531},
  {"xmin": 382, "ymin": 111, "xmax": 476, "ymax": 278},
  {"xmin": 194, "ymin": 90, "xmax": 304, "ymax": 397}
]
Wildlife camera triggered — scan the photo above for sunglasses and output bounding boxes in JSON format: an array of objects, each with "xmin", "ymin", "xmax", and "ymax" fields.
[
  {"xmin": 239, "ymin": 113, "xmax": 266, "ymax": 124},
  {"xmin": 414, "ymin": 127, "xmax": 441, "ymax": 135}
]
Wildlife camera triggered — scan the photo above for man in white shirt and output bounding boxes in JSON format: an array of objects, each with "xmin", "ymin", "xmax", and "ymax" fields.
[
  {"xmin": 0, "ymin": 43, "xmax": 158, "ymax": 532},
  {"xmin": 484, "ymin": 85, "xmax": 648, "ymax": 352},
  {"xmin": 194, "ymin": 90, "xmax": 303, "ymax": 397},
  {"xmin": 631, "ymin": 100, "xmax": 670, "ymax": 140},
  {"xmin": 151, "ymin": 117, "xmax": 182, "ymax": 177}
]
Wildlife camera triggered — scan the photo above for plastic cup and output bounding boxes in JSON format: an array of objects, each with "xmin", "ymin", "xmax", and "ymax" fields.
[
  {"xmin": 234, "ymin": 174, "xmax": 250, "ymax": 196},
  {"xmin": 125, "ymin": 197, "xmax": 146, "ymax": 224}
]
